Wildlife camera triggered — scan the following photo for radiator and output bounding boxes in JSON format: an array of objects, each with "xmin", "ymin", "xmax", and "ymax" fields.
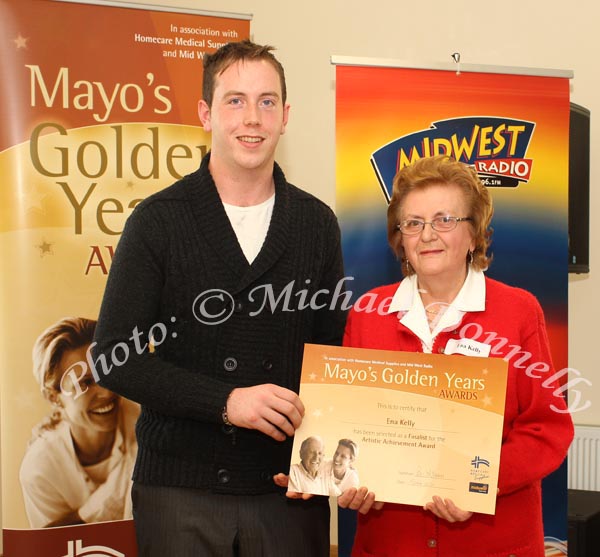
[{"xmin": 568, "ymin": 425, "xmax": 600, "ymax": 491}]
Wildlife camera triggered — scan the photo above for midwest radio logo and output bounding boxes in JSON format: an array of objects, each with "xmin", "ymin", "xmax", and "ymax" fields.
[{"xmin": 370, "ymin": 116, "xmax": 536, "ymax": 201}]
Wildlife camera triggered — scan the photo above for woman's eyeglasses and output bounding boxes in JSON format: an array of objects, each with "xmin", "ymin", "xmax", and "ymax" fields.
[{"xmin": 396, "ymin": 216, "xmax": 473, "ymax": 235}]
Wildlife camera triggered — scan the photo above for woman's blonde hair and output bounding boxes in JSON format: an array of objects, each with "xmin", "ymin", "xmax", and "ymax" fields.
[
  {"xmin": 30, "ymin": 317, "xmax": 97, "ymax": 438},
  {"xmin": 32, "ymin": 316, "xmax": 97, "ymax": 400}
]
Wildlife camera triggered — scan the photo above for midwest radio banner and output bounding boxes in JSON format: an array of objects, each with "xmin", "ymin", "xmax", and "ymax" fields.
[
  {"xmin": 334, "ymin": 61, "xmax": 571, "ymax": 556},
  {"xmin": 0, "ymin": 1, "xmax": 249, "ymax": 555}
]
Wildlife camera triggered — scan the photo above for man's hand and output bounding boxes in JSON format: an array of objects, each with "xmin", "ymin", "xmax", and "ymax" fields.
[
  {"xmin": 226, "ymin": 384, "xmax": 305, "ymax": 441},
  {"xmin": 337, "ymin": 487, "xmax": 384, "ymax": 515},
  {"xmin": 273, "ymin": 473, "xmax": 314, "ymax": 500}
]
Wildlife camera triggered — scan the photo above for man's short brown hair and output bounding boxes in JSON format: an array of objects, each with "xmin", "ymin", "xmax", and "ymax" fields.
[{"xmin": 202, "ymin": 39, "xmax": 287, "ymax": 107}]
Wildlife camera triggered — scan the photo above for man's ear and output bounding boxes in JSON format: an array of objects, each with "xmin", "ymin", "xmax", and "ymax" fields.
[
  {"xmin": 280, "ymin": 103, "xmax": 290, "ymax": 135},
  {"xmin": 198, "ymin": 99, "xmax": 212, "ymax": 132}
]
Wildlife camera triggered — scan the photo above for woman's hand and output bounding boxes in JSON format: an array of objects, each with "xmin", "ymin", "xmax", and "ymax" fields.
[
  {"xmin": 337, "ymin": 487, "xmax": 384, "ymax": 515},
  {"xmin": 424, "ymin": 496, "xmax": 473, "ymax": 522}
]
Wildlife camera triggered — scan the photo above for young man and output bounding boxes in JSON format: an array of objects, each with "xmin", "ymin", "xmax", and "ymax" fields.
[{"xmin": 92, "ymin": 40, "xmax": 346, "ymax": 556}]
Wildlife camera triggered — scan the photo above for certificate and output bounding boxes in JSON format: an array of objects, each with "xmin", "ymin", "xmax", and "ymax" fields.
[{"xmin": 288, "ymin": 344, "xmax": 508, "ymax": 515}]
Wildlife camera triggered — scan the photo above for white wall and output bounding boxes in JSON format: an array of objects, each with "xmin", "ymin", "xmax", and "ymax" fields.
[{"xmin": 2, "ymin": 0, "xmax": 598, "ymax": 550}]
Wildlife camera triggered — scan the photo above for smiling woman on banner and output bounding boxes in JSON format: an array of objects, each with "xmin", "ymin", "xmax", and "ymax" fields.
[
  {"xmin": 338, "ymin": 155, "xmax": 574, "ymax": 557},
  {"xmin": 19, "ymin": 317, "xmax": 139, "ymax": 528}
]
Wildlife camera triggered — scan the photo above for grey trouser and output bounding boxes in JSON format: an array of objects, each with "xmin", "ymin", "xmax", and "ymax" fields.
[{"xmin": 132, "ymin": 482, "xmax": 330, "ymax": 557}]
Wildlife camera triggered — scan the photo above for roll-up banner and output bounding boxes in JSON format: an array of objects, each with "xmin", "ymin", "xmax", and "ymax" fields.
[
  {"xmin": 334, "ymin": 58, "xmax": 572, "ymax": 556},
  {"xmin": 0, "ymin": 1, "xmax": 250, "ymax": 554}
]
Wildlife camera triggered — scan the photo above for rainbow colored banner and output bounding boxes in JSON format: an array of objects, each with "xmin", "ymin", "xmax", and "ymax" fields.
[
  {"xmin": 335, "ymin": 62, "xmax": 570, "ymax": 555},
  {"xmin": 0, "ymin": 1, "xmax": 249, "ymax": 555}
]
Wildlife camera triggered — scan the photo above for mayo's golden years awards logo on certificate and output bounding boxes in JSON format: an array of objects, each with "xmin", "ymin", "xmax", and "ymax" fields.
[{"xmin": 289, "ymin": 344, "xmax": 508, "ymax": 514}]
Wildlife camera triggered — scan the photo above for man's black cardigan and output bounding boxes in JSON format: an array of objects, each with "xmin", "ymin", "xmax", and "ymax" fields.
[{"xmin": 93, "ymin": 154, "xmax": 347, "ymax": 493}]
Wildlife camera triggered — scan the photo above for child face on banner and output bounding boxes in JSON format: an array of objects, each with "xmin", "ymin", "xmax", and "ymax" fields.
[
  {"xmin": 57, "ymin": 345, "xmax": 120, "ymax": 437},
  {"xmin": 198, "ymin": 59, "xmax": 290, "ymax": 176}
]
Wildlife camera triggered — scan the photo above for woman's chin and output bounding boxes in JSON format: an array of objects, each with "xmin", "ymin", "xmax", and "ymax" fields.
[{"xmin": 88, "ymin": 410, "xmax": 119, "ymax": 431}]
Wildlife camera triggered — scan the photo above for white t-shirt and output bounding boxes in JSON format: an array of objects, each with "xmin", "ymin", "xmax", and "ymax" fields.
[{"xmin": 223, "ymin": 195, "xmax": 275, "ymax": 264}]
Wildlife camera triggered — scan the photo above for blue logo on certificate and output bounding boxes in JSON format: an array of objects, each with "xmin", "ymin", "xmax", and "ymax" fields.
[{"xmin": 470, "ymin": 456, "xmax": 490, "ymax": 469}]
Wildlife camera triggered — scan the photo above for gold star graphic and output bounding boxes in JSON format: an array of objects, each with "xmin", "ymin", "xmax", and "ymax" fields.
[
  {"xmin": 17, "ymin": 182, "xmax": 49, "ymax": 213},
  {"xmin": 14, "ymin": 35, "xmax": 28, "ymax": 49},
  {"xmin": 126, "ymin": 181, "xmax": 135, "ymax": 189},
  {"xmin": 35, "ymin": 239, "xmax": 54, "ymax": 257},
  {"xmin": 308, "ymin": 372, "xmax": 318, "ymax": 381}
]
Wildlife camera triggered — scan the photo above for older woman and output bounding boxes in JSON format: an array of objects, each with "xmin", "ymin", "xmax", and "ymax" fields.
[
  {"xmin": 339, "ymin": 156, "xmax": 574, "ymax": 556},
  {"xmin": 19, "ymin": 317, "xmax": 139, "ymax": 528}
]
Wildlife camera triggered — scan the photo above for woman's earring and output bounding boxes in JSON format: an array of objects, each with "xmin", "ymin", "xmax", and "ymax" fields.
[
  {"xmin": 404, "ymin": 259, "xmax": 411, "ymax": 275},
  {"xmin": 468, "ymin": 250, "xmax": 474, "ymax": 265}
]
